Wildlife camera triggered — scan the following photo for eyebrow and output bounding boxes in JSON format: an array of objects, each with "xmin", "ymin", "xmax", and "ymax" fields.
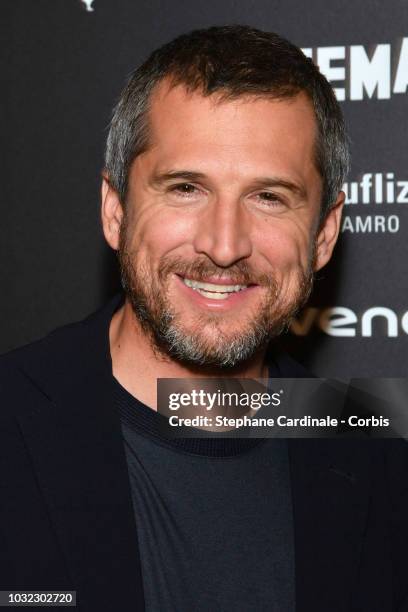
[
  {"xmin": 150, "ymin": 170, "xmax": 307, "ymax": 199},
  {"xmin": 251, "ymin": 177, "xmax": 307, "ymax": 199},
  {"xmin": 150, "ymin": 170, "xmax": 207, "ymax": 185}
]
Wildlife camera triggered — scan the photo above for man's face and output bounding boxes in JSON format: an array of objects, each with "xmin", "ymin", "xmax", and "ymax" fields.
[{"xmin": 106, "ymin": 82, "xmax": 341, "ymax": 368}]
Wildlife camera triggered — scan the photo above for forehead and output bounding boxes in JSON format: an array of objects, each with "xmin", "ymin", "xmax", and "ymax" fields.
[
  {"xmin": 138, "ymin": 80, "xmax": 320, "ymax": 190},
  {"xmin": 150, "ymin": 79, "xmax": 316, "ymax": 137}
]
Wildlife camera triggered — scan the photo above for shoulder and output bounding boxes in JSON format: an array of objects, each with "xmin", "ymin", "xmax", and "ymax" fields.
[
  {"xmin": 0, "ymin": 318, "xmax": 85, "ymax": 420},
  {"xmin": 0, "ymin": 294, "xmax": 122, "ymax": 411},
  {"xmin": 0, "ymin": 315, "xmax": 89, "ymax": 382}
]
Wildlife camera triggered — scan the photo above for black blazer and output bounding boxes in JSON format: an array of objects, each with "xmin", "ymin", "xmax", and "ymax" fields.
[{"xmin": 1, "ymin": 295, "xmax": 407, "ymax": 611}]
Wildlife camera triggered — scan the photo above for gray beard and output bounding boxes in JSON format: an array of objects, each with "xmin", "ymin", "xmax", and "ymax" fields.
[
  {"xmin": 128, "ymin": 294, "xmax": 273, "ymax": 368},
  {"xmin": 118, "ymin": 234, "xmax": 314, "ymax": 369}
]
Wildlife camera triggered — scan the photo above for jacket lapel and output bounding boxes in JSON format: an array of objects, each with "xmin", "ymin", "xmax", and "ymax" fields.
[
  {"xmin": 15, "ymin": 296, "xmax": 145, "ymax": 611},
  {"xmin": 288, "ymin": 438, "xmax": 373, "ymax": 612},
  {"xmin": 275, "ymin": 355, "xmax": 375, "ymax": 611}
]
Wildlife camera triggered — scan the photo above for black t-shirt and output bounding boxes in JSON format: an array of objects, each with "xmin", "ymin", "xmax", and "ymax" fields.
[{"xmin": 114, "ymin": 377, "xmax": 295, "ymax": 612}]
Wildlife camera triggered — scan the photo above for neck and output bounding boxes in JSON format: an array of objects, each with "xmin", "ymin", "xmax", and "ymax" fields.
[{"xmin": 109, "ymin": 298, "xmax": 269, "ymax": 410}]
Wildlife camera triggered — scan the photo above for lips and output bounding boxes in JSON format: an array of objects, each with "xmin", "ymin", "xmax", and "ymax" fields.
[{"xmin": 182, "ymin": 277, "xmax": 250, "ymax": 300}]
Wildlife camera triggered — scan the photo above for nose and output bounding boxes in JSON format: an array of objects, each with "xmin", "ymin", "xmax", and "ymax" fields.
[{"xmin": 192, "ymin": 196, "xmax": 253, "ymax": 267}]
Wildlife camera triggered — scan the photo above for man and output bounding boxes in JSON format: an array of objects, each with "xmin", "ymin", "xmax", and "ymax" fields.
[{"xmin": 1, "ymin": 26, "xmax": 407, "ymax": 612}]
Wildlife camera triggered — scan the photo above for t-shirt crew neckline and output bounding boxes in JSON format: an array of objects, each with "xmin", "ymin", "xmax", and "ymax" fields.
[{"xmin": 113, "ymin": 375, "xmax": 271, "ymax": 458}]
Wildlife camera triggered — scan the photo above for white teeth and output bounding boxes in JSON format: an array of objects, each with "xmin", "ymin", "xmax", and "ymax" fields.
[
  {"xmin": 183, "ymin": 278, "xmax": 248, "ymax": 294},
  {"xmin": 195, "ymin": 289, "xmax": 231, "ymax": 300}
]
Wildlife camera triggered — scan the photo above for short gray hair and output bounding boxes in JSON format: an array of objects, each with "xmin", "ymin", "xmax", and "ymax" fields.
[{"xmin": 105, "ymin": 25, "xmax": 350, "ymax": 217}]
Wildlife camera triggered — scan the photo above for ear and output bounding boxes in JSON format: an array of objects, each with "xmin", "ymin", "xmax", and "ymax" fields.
[
  {"xmin": 314, "ymin": 191, "xmax": 345, "ymax": 271},
  {"xmin": 101, "ymin": 174, "xmax": 123, "ymax": 251}
]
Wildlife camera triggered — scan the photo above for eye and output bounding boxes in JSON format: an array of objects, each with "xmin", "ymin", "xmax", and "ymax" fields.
[
  {"xmin": 254, "ymin": 191, "xmax": 286, "ymax": 208},
  {"xmin": 170, "ymin": 183, "xmax": 199, "ymax": 197}
]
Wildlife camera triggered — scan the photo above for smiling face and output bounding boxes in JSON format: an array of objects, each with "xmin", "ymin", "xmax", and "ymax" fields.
[{"xmin": 102, "ymin": 81, "xmax": 343, "ymax": 368}]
